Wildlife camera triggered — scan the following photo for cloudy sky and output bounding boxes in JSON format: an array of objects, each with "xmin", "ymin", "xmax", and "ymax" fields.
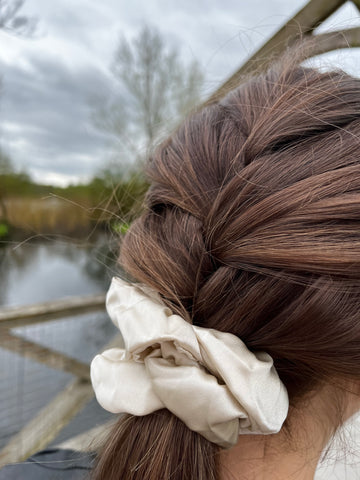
[{"xmin": 0, "ymin": 0, "xmax": 359, "ymax": 186}]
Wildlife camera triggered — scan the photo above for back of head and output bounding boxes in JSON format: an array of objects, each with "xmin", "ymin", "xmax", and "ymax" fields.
[{"xmin": 91, "ymin": 49, "xmax": 360, "ymax": 480}]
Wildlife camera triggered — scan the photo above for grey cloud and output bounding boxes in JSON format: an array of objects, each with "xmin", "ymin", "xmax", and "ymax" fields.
[
  {"xmin": 0, "ymin": 50, "xmax": 117, "ymax": 177},
  {"xmin": 0, "ymin": 0, "xmax": 358, "ymax": 184}
]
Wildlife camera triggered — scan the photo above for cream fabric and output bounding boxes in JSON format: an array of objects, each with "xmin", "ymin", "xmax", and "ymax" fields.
[{"xmin": 90, "ymin": 277, "xmax": 289, "ymax": 448}]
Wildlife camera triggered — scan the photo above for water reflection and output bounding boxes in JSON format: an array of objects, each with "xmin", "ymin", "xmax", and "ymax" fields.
[{"xmin": 0, "ymin": 235, "xmax": 119, "ymax": 307}]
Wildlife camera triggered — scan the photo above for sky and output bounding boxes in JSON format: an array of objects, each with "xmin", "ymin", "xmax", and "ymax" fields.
[{"xmin": 0, "ymin": 0, "xmax": 359, "ymax": 186}]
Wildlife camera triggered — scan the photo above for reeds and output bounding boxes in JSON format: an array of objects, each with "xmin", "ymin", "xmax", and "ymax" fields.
[{"xmin": 4, "ymin": 196, "xmax": 96, "ymax": 237}]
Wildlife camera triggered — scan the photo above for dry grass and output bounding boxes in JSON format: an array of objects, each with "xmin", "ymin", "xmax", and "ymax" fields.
[{"xmin": 5, "ymin": 196, "xmax": 96, "ymax": 236}]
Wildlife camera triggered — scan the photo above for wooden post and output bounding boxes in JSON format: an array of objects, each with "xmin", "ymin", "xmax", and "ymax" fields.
[
  {"xmin": 0, "ymin": 330, "xmax": 90, "ymax": 379},
  {"xmin": 0, "ymin": 377, "xmax": 94, "ymax": 467},
  {"xmin": 0, "ymin": 293, "xmax": 106, "ymax": 329},
  {"xmin": 55, "ymin": 421, "xmax": 116, "ymax": 452}
]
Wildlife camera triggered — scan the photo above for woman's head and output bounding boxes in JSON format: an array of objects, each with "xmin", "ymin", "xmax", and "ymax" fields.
[
  {"xmin": 92, "ymin": 53, "xmax": 360, "ymax": 479},
  {"xmin": 121, "ymin": 60, "xmax": 360, "ymax": 398}
]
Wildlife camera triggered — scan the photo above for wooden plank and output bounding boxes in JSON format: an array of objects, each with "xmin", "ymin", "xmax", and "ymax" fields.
[
  {"xmin": 0, "ymin": 330, "xmax": 90, "ymax": 379},
  {"xmin": 0, "ymin": 293, "xmax": 106, "ymax": 328},
  {"xmin": 306, "ymin": 27, "xmax": 360, "ymax": 56},
  {"xmin": 55, "ymin": 420, "xmax": 116, "ymax": 452},
  {"xmin": 203, "ymin": 0, "xmax": 347, "ymax": 105},
  {"xmin": 0, "ymin": 377, "xmax": 94, "ymax": 467}
]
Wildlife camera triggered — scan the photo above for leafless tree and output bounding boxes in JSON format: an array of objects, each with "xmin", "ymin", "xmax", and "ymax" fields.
[
  {"xmin": 93, "ymin": 25, "xmax": 204, "ymax": 164},
  {"xmin": 0, "ymin": 0, "xmax": 37, "ymax": 37}
]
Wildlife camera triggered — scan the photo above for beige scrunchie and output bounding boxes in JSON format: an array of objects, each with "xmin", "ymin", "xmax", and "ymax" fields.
[{"xmin": 90, "ymin": 277, "xmax": 289, "ymax": 449}]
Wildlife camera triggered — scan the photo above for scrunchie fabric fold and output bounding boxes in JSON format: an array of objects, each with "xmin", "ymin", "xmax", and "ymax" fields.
[{"xmin": 90, "ymin": 277, "xmax": 289, "ymax": 448}]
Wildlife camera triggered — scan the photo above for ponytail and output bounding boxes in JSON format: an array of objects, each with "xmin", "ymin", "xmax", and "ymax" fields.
[{"xmin": 91, "ymin": 410, "xmax": 219, "ymax": 480}]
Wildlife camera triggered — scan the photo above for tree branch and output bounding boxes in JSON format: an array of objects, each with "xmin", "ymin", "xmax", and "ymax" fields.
[{"xmin": 0, "ymin": 0, "xmax": 37, "ymax": 37}]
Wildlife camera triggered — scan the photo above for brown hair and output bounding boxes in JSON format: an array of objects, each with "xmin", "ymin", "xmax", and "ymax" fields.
[{"xmin": 90, "ymin": 48, "xmax": 360, "ymax": 479}]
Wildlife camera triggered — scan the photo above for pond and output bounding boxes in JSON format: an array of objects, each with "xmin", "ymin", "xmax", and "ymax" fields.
[{"xmin": 0, "ymin": 236, "xmax": 117, "ymax": 307}]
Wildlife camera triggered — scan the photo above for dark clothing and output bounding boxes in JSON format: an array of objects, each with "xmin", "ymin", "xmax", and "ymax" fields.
[{"xmin": 0, "ymin": 448, "xmax": 95, "ymax": 480}]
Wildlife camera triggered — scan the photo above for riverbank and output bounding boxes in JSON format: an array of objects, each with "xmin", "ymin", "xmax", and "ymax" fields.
[
  {"xmin": 1, "ymin": 195, "xmax": 113, "ymax": 242},
  {"xmin": 0, "ymin": 168, "xmax": 148, "ymax": 243}
]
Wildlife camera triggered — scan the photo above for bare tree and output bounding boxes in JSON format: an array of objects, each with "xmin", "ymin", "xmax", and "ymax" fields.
[
  {"xmin": 93, "ymin": 25, "xmax": 204, "ymax": 164},
  {"xmin": 0, "ymin": 0, "xmax": 37, "ymax": 37}
]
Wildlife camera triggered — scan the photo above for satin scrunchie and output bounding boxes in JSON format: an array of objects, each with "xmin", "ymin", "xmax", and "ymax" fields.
[{"xmin": 90, "ymin": 277, "xmax": 289, "ymax": 448}]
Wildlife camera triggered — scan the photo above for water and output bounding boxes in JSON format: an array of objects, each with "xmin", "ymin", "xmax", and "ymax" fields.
[
  {"xmin": 0, "ymin": 238, "xmax": 116, "ymax": 307},
  {"xmin": 0, "ymin": 237, "xmax": 120, "ymax": 451}
]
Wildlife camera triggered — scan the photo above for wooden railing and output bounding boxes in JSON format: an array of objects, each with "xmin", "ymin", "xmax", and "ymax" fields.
[
  {"xmin": 203, "ymin": 0, "xmax": 360, "ymax": 107},
  {"xmin": 0, "ymin": 294, "xmax": 122, "ymax": 467}
]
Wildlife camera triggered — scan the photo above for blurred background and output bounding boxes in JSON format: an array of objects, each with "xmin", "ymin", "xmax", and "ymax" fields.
[{"xmin": 0, "ymin": 0, "xmax": 360, "ymax": 477}]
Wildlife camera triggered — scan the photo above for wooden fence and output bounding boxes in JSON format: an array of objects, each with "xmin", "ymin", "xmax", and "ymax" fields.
[{"xmin": 0, "ymin": 294, "xmax": 122, "ymax": 467}]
